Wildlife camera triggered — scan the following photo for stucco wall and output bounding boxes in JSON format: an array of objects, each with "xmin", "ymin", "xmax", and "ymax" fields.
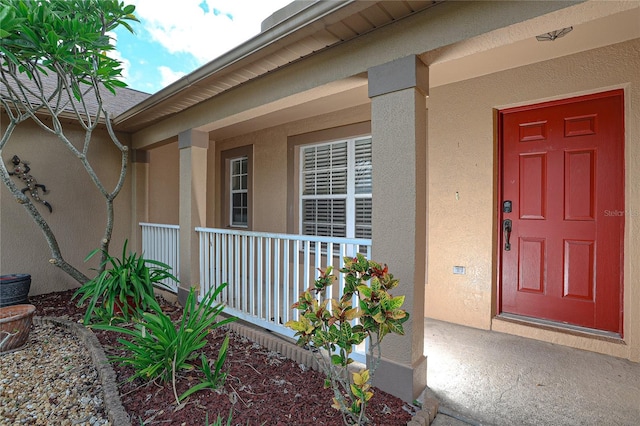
[
  {"xmin": 148, "ymin": 141, "xmax": 179, "ymax": 225},
  {"xmin": 0, "ymin": 117, "xmax": 132, "ymax": 295},
  {"xmin": 425, "ymin": 38, "xmax": 640, "ymax": 360}
]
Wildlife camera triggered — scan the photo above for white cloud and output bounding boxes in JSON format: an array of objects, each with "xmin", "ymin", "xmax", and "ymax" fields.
[
  {"xmin": 129, "ymin": 0, "xmax": 293, "ymax": 64},
  {"xmin": 158, "ymin": 66, "xmax": 187, "ymax": 87}
]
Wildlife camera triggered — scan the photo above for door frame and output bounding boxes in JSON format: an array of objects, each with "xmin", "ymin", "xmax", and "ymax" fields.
[{"xmin": 494, "ymin": 89, "xmax": 625, "ymax": 335}]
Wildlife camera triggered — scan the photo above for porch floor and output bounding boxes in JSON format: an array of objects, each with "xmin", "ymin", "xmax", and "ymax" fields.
[{"xmin": 423, "ymin": 318, "xmax": 640, "ymax": 426}]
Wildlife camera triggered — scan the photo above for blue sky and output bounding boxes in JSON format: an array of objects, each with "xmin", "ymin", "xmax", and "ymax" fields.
[{"xmin": 112, "ymin": 0, "xmax": 293, "ymax": 94}]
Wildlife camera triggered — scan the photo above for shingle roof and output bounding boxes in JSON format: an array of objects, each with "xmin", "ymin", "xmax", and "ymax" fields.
[{"xmin": 1, "ymin": 71, "xmax": 151, "ymax": 120}]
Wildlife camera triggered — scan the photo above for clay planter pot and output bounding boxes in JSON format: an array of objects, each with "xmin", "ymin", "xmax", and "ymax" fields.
[
  {"xmin": 0, "ymin": 304, "xmax": 36, "ymax": 353},
  {"xmin": 0, "ymin": 274, "xmax": 31, "ymax": 308}
]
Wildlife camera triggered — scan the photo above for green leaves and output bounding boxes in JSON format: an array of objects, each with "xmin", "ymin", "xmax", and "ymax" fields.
[
  {"xmin": 92, "ymin": 284, "xmax": 236, "ymax": 405},
  {"xmin": 0, "ymin": 6, "xmax": 24, "ymax": 39},
  {"xmin": 179, "ymin": 335, "xmax": 230, "ymax": 401},
  {"xmin": 285, "ymin": 253, "xmax": 409, "ymax": 425},
  {"xmin": 0, "ymin": 0, "xmax": 139, "ymax": 96},
  {"xmin": 73, "ymin": 240, "xmax": 178, "ymax": 324}
]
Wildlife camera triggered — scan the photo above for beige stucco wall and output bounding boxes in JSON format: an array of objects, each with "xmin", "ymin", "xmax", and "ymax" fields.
[
  {"xmin": 425, "ymin": 38, "xmax": 640, "ymax": 361},
  {"xmin": 0, "ymin": 117, "xmax": 132, "ymax": 295},
  {"xmin": 148, "ymin": 141, "xmax": 179, "ymax": 225}
]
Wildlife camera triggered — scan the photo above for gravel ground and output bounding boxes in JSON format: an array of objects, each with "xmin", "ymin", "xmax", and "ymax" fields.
[{"xmin": 0, "ymin": 322, "xmax": 110, "ymax": 426}]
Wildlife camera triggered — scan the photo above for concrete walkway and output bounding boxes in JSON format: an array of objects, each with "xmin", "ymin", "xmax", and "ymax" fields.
[{"xmin": 422, "ymin": 318, "xmax": 640, "ymax": 426}]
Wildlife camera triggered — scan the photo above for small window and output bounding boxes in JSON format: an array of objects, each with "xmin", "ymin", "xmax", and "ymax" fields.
[{"xmin": 230, "ymin": 157, "xmax": 248, "ymax": 227}]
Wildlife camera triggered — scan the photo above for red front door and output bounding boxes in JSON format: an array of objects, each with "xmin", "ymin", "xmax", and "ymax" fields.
[{"xmin": 499, "ymin": 90, "xmax": 624, "ymax": 334}]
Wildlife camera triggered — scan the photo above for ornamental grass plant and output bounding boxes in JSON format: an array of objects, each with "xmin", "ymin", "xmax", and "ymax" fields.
[
  {"xmin": 92, "ymin": 284, "xmax": 236, "ymax": 405},
  {"xmin": 73, "ymin": 240, "xmax": 177, "ymax": 324}
]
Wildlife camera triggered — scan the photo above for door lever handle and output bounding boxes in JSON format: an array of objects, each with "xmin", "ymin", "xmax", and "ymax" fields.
[{"xmin": 503, "ymin": 219, "xmax": 512, "ymax": 251}]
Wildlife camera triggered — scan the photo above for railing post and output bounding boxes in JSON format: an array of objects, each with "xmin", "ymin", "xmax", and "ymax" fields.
[{"xmin": 131, "ymin": 150, "xmax": 149, "ymax": 253}]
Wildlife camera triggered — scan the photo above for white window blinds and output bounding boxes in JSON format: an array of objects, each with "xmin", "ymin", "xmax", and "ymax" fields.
[{"xmin": 301, "ymin": 137, "xmax": 372, "ymax": 239}]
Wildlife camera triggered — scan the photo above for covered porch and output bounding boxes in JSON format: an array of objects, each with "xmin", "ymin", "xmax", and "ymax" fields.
[
  {"xmin": 131, "ymin": 52, "xmax": 429, "ymax": 399},
  {"xmin": 120, "ymin": 0, "xmax": 640, "ymax": 403}
]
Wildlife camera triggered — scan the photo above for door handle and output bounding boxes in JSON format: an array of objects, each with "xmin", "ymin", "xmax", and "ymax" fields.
[{"xmin": 503, "ymin": 219, "xmax": 512, "ymax": 251}]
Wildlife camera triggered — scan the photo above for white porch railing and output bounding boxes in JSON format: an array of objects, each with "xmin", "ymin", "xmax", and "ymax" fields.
[
  {"xmin": 140, "ymin": 222, "xmax": 180, "ymax": 293},
  {"xmin": 196, "ymin": 227, "xmax": 371, "ymax": 360}
]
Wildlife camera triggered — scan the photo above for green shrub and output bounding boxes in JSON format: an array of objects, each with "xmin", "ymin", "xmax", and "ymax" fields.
[
  {"xmin": 286, "ymin": 254, "xmax": 409, "ymax": 425},
  {"xmin": 73, "ymin": 240, "xmax": 177, "ymax": 324},
  {"xmin": 93, "ymin": 284, "xmax": 235, "ymax": 404}
]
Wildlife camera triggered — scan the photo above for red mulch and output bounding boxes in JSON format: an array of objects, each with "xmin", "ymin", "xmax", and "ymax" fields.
[{"xmin": 29, "ymin": 290, "xmax": 415, "ymax": 425}]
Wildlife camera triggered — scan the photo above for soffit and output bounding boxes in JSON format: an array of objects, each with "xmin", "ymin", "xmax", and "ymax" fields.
[{"xmin": 114, "ymin": 0, "xmax": 441, "ymax": 133}]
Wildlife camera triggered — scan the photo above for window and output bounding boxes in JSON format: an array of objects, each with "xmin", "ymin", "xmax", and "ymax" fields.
[
  {"xmin": 230, "ymin": 156, "xmax": 248, "ymax": 227},
  {"xmin": 222, "ymin": 145, "xmax": 252, "ymax": 229},
  {"xmin": 300, "ymin": 136, "xmax": 372, "ymax": 239}
]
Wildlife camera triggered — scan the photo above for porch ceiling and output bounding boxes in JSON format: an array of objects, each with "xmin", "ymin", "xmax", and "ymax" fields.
[
  {"xmin": 203, "ymin": 76, "xmax": 369, "ymax": 140},
  {"xmin": 424, "ymin": 3, "xmax": 640, "ymax": 89}
]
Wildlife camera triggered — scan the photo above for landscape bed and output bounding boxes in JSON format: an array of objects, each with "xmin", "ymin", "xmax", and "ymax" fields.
[{"xmin": 28, "ymin": 290, "xmax": 415, "ymax": 425}]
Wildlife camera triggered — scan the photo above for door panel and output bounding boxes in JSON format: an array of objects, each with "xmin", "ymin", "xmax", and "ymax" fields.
[{"xmin": 500, "ymin": 90, "xmax": 624, "ymax": 334}]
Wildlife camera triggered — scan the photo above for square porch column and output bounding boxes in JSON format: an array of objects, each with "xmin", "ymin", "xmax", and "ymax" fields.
[
  {"xmin": 368, "ymin": 55, "xmax": 428, "ymax": 402},
  {"xmin": 130, "ymin": 149, "xmax": 149, "ymax": 253},
  {"xmin": 177, "ymin": 129, "xmax": 209, "ymax": 304}
]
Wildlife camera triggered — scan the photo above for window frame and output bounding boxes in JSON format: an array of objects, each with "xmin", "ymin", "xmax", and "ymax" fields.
[
  {"xmin": 221, "ymin": 145, "xmax": 253, "ymax": 229},
  {"xmin": 298, "ymin": 135, "xmax": 372, "ymax": 240},
  {"xmin": 229, "ymin": 156, "xmax": 249, "ymax": 228}
]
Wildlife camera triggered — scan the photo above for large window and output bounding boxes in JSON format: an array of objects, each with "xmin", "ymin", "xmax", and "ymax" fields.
[
  {"xmin": 300, "ymin": 136, "xmax": 372, "ymax": 239},
  {"xmin": 230, "ymin": 156, "xmax": 248, "ymax": 227}
]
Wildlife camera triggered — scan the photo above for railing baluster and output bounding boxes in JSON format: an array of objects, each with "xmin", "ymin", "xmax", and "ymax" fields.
[
  {"xmin": 338, "ymin": 243, "xmax": 345, "ymax": 300},
  {"xmin": 140, "ymin": 223, "xmax": 180, "ymax": 293},
  {"xmin": 303, "ymin": 240, "xmax": 310, "ymax": 294},
  {"xmin": 222, "ymin": 234, "xmax": 228, "ymax": 304},
  {"xmin": 265, "ymin": 237, "xmax": 271, "ymax": 323},
  {"xmin": 273, "ymin": 238, "xmax": 280, "ymax": 326},
  {"xmin": 282, "ymin": 237, "xmax": 290, "ymax": 324},
  {"xmin": 326, "ymin": 242, "xmax": 333, "ymax": 301},
  {"xmin": 249, "ymin": 235, "xmax": 255, "ymax": 316},
  {"xmin": 314, "ymin": 240, "xmax": 321, "ymax": 281},
  {"xmin": 257, "ymin": 237, "xmax": 263, "ymax": 319},
  {"xmin": 214, "ymin": 233, "xmax": 220, "ymax": 296},
  {"xmin": 241, "ymin": 234, "xmax": 247, "ymax": 313},
  {"xmin": 199, "ymin": 231, "xmax": 205, "ymax": 295},
  {"xmin": 234, "ymin": 234, "xmax": 240, "ymax": 309},
  {"xmin": 293, "ymin": 239, "xmax": 300, "ymax": 321}
]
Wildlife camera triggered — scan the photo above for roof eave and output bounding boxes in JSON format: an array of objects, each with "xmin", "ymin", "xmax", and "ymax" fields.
[{"xmin": 113, "ymin": 0, "xmax": 356, "ymax": 127}]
